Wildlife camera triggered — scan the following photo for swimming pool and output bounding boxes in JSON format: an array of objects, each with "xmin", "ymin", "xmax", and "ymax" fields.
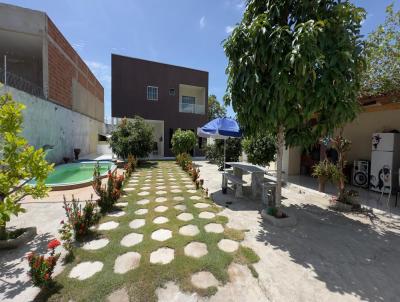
[{"xmin": 30, "ymin": 161, "xmax": 117, "ymax": 190}]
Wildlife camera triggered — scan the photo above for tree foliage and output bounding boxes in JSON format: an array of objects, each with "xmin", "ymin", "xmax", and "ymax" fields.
[
  {"xmin": 204, "ymin": 138, "xmax": 242, "ymax": 170},
  {"xmin": 109, "ymin": 117, "xmax": 154, "ymax": 160},
  {"xmin": 224, "ymin": 0, "xmax": 365, "ymax": 206},
  {"xmin": 208, "ymin": 95, "xmax": 227, "ymax": 121},
  {"xmin": 242, "ymin": 134, "xmax": 276, "ymax": 166},
  {"xmin": 0, "ymin": 93, "xmax": 53, "ymax": 238},
  {"xmin": 361, "ymin": 4, "xmax": 400, "ymax": 97},
  {"xmin": 171, "ymin": 129, "xmax": 197, "ymax": 155}
]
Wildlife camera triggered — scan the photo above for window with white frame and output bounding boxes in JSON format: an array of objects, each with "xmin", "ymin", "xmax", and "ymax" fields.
[
  {"xmin": 147, "ymin": 86, "xmax": 158, "ymax": 101},
  {"xmin": 181, "ymin": 95, "xmax": 196, "ymax": 113}
]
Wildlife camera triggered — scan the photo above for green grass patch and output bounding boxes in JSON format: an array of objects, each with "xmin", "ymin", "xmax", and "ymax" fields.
[{"xmin": 40, "ymin": 161, "xmax": 259, "ymax": 301}]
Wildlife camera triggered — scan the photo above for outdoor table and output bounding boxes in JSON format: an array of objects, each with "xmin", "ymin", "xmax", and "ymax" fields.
[{"xmin": 225, "ymin": 162, "xmax": 266, "ymax": 198}]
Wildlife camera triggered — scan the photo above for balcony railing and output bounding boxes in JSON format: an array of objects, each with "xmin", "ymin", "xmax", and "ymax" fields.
[{"xmin": 179, "ymin": 103, "xmax": 205, "ymax": 115}]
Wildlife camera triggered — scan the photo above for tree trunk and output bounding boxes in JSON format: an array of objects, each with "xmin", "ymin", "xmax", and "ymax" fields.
[
  {"xmin": 275, "ymin": 126, "xmax": 285, "ymax": 207},
  {"xmin": 0, "ymin": 224, "xmax": 6, "ymax": 240}
]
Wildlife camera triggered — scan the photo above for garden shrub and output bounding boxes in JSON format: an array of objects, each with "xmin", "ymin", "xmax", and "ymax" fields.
[
  {"xmin": 27, "ymin": 239, "xmax": 61, "ymax": 288},
  {"xmin": 125, "ymin": 154, "xmax": 137, "ymax": 177},
  {"xmin": 204, "ymin": 138, "xmax": 242, "ymax": 169},
  {"xmin": 242, "ymin": 133, "xmax": 276, "ymax": 166},
  {"xmin": 93, "ymin": 163, "xmax": 124, "ymax": 213},
  {"xmin": 109, "ymin": 116, "xmax": 154, "ymax": 160},
  {"xmin": 62, "ymin": 196, "xmax": 100, "ymax": 240},
  {"xmin": 171, "ymin": 129, "xmax": 197, "ymax": 155},
  {"xmin": 176, "ymin": 153, "xmax": 192, "ymax": 171},
  {"xmin": 0, "ymin": 93, "xmax": 53, "ymax": 240}
]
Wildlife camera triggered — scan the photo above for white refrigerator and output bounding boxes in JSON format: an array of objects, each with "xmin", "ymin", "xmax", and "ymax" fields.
[{"xmin": 369, "ymin": 133, "xmax": 400, "ymax": 193}]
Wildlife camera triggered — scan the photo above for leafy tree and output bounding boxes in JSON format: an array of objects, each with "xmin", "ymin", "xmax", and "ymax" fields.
[
  {"xmin": 242, "ymin": 134, "xmax": 276, "ymax": 166},
  {"xmin": 224, "ymin": 0, "xmax": 365, "ymax": 206},
  {"xmin": 171, "ymin": 129, "xmax": 197, "ymax": 155},
  {"xmin": 361, "ymin": 4, "xmax": 400, "ymax": 97},
  {"xmin": 208, "ymin": 95, "xmax": 227, "ymax": 120},
  {"xmin": 109, "ymin": 117, "xmax": 154, "ymax": 160},
  {"xmin": 0, "ymin": 93, "xmax": 53, "ymax": 239},
  {"xmin": 205, "ymin": 138, "xmax": 242, "ymax": 170}
]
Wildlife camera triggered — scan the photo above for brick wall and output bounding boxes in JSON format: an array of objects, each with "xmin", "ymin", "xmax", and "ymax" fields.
[{"xmin": 46, "ymin": 17, "xmax": 104, "ymax": 121}]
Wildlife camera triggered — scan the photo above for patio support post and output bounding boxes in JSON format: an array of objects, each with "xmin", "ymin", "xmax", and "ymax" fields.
[{"xmin": 275, "ymin": 125, "xmax": 285, "ymax": 207}]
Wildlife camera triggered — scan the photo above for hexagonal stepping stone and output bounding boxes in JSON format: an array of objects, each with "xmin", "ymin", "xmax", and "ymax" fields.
[
  {"xmin": 156, "ymin": 186, "xmax": 166, "ymax": 190},
  {"xmin": 69, "ymin": 261, "xmax": 103, "ymax": 280},
  {"xmin": 218, "ymin": 239, "xmax": 239, "ymax": 253},
  {"xmin": 151, "ymin": 229, "xmax": 172, "ymax": 241},
  {"xmin": 173, "ymin": 196, "xmax": 184, "ymax": 201},
  {"xmin": 129, "ymin": 179, "xmax": 138, "ymax": 183},
  {"xmin": 107, "ymin": 287, "xmax": 129, "ymax": 302},
  {"xmin": 170, "ymin": 185, "xmax": 180, "ymax": 189},
  {"xmin": 155, "ymin": 197, "xmax": 167, "ymax": 203},
  {"xmin": 138, "ymin": 191, "xmax": 150, "ymax": 196},
  {"xmin": 171, "ymin": 189, "xmax": 182, "ymax": 193},
  {"xmin": 179, "ymin": 225, "xmax": 200, "ymax": 236},
  {"xmin": 129, "ymin": 219, "xmax": 145, "ymax": 229},
  {"xmin": 154, "ymin": 205, "xmax": 168, "ymax": 213},
  {"xmin": 150, "ymin": 247, "xmax": 175, "ymax": 265},
  {"xmin": 204, "ymin": 223, "xmax": 224, "ymax": 233},
  {"xmin": 191, "ymin": 271, "xmax": 219, "ymax": 289},
  {"xmin": 115, "ymin": 202, "xmax": 128, "ymax": 207},
  {"xmin": 199, "ymin": 211, "xmax": 216, "ymax": 219},
  {"xmin": 156, "ymin": 190, "xmax": 167, "ymax": 195},
  {"xmin": 185, "ymin": 184, "xmax": 195, "ymax": 189},
  {"xmin": 137, "ymin": 199, "xmax": 150, "ymax": 205},
  {"xmin": 174, "ymin": 204, "xmax": 187, "ymax": 211},
  {"xmin": 169, "ymin": 178, "xmax": 176, "ymax": 181},
  {"xmin": 144, "ymin": 179, "xmax": 151, "ymax": 183},
  {"xmin": 82, "ymin": 238, "xmax": 109, "ymax": 250},
  {"xmin": 187, "ymin": 189, "xmax": 197, "ymax": 193},
  {"xmin": 194, "ymin": 203, "xmax": 209, "ymax": 209},
  {"xmin": 156, "ymin": 179, "xmax": 164, "ymax": 182},
  {"xmin": 141, "ymin": 186, "xmax": 151, "ymax": 190},
  {"xmin": 190, "ymin": 195, "xmax": 201, "ymax": 200},
  {"xmin": 135, "ymin": 208, "xmax": 148, "ymax": 215},
  {"xmin": 121, "ymin": 232, "xmax": 143, "ymax": 247},
  {"xmin": 108, "ymin": 210, "xmax": 125, "ymax": 217},
  {"xmin": 114, "ymin": 252, "xmax": 141, "ymax": 274},
  {"xmin": 153, "ymin": 216, "xmax": 169, "ymax": 224},
  {"xmin": 98, "ymin": 221, "xmax": 119, "ymax": 231},
  {"xmin": 177, "ymin": 213, "xmax": 194, "ymax": 222},
  {"xmin": 184, "ymin": 241, "xmax": 208, "ymax": 258},
  {"xmin": 124, "ymin": 188, "xmax": 135, "ymax": 192}
]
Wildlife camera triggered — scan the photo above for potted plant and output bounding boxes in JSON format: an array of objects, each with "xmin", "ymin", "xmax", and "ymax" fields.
[
  {"xmin": 311, "ymin": 159, "xmax": 337, "ymax": 192},
  {"xmin": 73, "ymin": 148, "xmax": 81, "ymax": 161}
]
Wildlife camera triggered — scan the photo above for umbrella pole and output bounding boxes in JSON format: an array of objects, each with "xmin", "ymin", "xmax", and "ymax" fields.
[{"xmin": 223, "ymin": 139, "xmax": 226, "ymax": 171}]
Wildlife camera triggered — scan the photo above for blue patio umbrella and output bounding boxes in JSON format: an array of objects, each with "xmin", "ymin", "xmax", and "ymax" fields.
[{"xmin": 197, "ymin": 117, "xmax": 242, "ymax": 170}]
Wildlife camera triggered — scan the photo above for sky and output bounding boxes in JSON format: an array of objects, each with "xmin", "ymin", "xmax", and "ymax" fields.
[{"xmin": 3, "ymin": 0, "xmax": 399, "ymax": 121}]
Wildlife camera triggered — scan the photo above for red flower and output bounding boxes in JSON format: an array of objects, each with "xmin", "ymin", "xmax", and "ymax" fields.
[
  {"xmin": 44, "ymin": 273, "xmax": 50, "ymax": 280},
  {"xmin": 60, "ymin": 220, "xmax": 64, "ymax": 224},
  {"xmin": 47, "ymin": 239, "xmax": 61, "ymax": 250}
]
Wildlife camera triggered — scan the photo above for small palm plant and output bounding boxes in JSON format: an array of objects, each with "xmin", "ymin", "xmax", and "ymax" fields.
[{"xmin": 312, "ymin": 159, "xmax": 338, "ymax": 193}]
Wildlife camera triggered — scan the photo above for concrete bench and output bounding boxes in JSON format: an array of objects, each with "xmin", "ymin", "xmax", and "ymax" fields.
[{"xmin": 222, "ymin": 172, "xmax": 247, "ymax": 198}]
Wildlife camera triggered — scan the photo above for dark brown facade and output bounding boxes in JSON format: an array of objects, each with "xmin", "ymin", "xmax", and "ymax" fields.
[{"xmin": 112, "ymin": 54, "xmax": 208, "ymax": 157}]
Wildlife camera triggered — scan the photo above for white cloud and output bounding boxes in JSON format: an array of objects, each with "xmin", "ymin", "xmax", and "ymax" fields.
[
  {"xmin": 225, "ymin": 25, "xmax": 235, "ymax": 34},
  {"xmin": 85, "ymin": 60, "xmax": 111, "ymax": 87},
  {"xmin": 71, "ymin": 41, "xmax": 86, "ymax": 51},
  {"xmin": 235, "ymin": 1, "xmax": 245, "ymax": 10},
  {"xmin": 199, "ymin": 16, "xmax": 206, "ymax": 29}
]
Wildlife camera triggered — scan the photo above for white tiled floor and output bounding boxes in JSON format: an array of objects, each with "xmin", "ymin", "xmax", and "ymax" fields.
[{"xmin": 287, "ymin": 174, "xmax": 400, "ymax": 215}]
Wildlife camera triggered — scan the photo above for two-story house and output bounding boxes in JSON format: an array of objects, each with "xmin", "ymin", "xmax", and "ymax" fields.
[{"xmin": 111, "ymin": 54, "xmax": 208, "ymax": 157}]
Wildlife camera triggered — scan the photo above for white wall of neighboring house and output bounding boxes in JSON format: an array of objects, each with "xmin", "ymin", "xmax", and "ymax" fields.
[{"xmin": 3, "ymin": 86, "xmax": 104, "ymax": 163}]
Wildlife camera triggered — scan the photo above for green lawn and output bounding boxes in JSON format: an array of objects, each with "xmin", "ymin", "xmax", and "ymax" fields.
[{"xmin": 43, "ymin": 161, "xmax": 258, "ymax": 302}]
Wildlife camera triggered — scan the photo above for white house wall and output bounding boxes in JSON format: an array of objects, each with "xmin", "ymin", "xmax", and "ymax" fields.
[{"xmin": 4, "ymin": 86, "xmax": 103, "ymax": 163}]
